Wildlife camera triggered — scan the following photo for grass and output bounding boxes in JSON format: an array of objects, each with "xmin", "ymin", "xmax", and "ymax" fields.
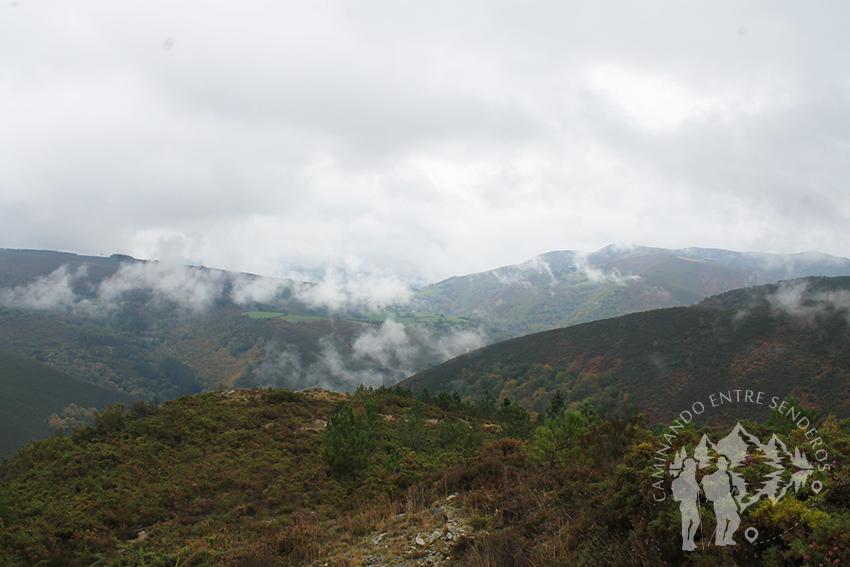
[
  {"xmin": 242, "ymin": 312, "xmax": 329, "ymax": 323},
  {"xmin": 414, "ymin": 286, "xmax": 446, "ymax": 297},
  {"xmin": 244, "ymin": 311, "xmax": 468, "ymax": 327},
  {"xmin": 0, "ymin": 387, "xmax": 497, "ymax": 565},
  {"xmin": 360, "ymin": 311, "xmax": 471, "ymax": 327},
  {"xmin": 279, "ymin": 314, "xmax": 328, "ymax": 323},
  {"xmin": 242, "ymin": 311, "xmax": 288, "ymax": 319}
]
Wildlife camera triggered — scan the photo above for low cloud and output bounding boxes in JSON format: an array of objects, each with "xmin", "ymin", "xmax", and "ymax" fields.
[
  {"xmin": 97, "ymin": 262, "xmax": 227, "ymax": 313},
  {"xmin": 252, "ymin": 319, "xmax": 488, "ymax": 392},
  {"xmin": 0, "ymin": 261, "xmax": 290, "ymax": 314},
  {"xmin": 229, "ymin": 275, "xmax": 284, "ymax": 305},
  {"xmin": 291, "ymin": 265, "xmax": 413, "ymax": 313},
  {"xmin": 524, "ymin": 255, "xmax": 556, "ymax": 281},
  {"xmin": 573, "ymin": 254, "xmax": 641, "ymax": 286},
  {"xmin": 0, "ymin": 265, "xmax": 92, "ymax": 313},
  {"xmin": 766, "ymin": 280, "xmax": 850, "ymax": 323},
  {"xmin": 492, "ymin": 255, "xmax": 557, "ymax": 288}
]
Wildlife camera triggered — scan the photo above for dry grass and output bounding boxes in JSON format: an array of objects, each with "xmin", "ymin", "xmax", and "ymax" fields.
[{"xmin": 334, "ymin": 493, "xmax": 403, "ymax": 536}]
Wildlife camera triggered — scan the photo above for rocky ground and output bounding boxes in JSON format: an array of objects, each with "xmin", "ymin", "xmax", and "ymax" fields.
[{"xmin": 313, "ymin": 495, "xmax": 482, "ymax": 567}]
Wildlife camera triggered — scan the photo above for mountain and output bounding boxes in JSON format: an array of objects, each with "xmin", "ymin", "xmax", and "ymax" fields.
[
  {"xmin": 413, "ymin": 245, "xmax": 850, "ymax": 337},
  {"xmin": 402, "ymin": 276, "xmax": 850, "ymax": 425},
  {"xmin": 0, "ymin": 349, "xmax": 136, "ymax": 458},
  {"xmin": 3, "ymin": 245, "xmax": 850, "ymax": 448}
]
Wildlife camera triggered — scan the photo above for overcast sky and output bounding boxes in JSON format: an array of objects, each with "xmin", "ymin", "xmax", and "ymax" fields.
[{"xmin": 2, "ymin": 1, "xmax": 849, "ymax": 284}]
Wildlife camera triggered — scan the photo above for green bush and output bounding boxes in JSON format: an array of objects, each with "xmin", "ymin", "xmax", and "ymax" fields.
[
  {"xmin": 0, "ymin": 493, "xmax": 15, "ymax": 528},
  {"xmin": 320, "ymin": 404, "xmax": 375, "ymax": 479}
]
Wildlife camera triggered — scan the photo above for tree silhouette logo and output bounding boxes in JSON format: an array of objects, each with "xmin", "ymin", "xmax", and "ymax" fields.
[{"xmin": 668, "ymin": 421, "xmax": 823, "ymax": 550}]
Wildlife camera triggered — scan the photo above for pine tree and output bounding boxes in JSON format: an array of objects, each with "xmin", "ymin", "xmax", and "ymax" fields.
[
  {"xmin": 320, "ymin": 404, "xmax": 375, "ymax": 479},
  {"xmin": 764, "ymin": 396, "xmax": 822, "ymax": 434},
  {"xmin": 546, "ymin": 390, "xmax": 566, "ymax": 419}
]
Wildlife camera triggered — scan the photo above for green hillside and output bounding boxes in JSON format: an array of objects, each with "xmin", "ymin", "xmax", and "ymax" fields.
[
  {"xmin": 402, "ymin": 277, "xmax": 850, "ymax": 425},
  {"xmin": 1, "ymin": 386, "xmax": 849, "ymax": 566},
  {"xmin": 0, "ymin": 349, "xmax": 136, "ymax": 458}
]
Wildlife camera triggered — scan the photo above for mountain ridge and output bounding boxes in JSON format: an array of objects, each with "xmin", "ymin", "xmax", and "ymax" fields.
[
  {"xmin": 412, "ymin": 245, "xmax": 850, "ymax": 337},
  {"xmin": 401, "ymin": 276, "xmax": 850, "ymax": 425}
]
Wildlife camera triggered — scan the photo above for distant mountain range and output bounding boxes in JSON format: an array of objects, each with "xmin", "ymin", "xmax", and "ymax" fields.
[
  {"xmin": 2, "ymin": 245, "xmax": 850, "ymax": 456},
  {"xmin": 412, "ymin": 245, "xmax": 850, "ymax": 337},
  {"xmin": 6, "ymin": 245, "xmax": 850, "ymax": 340},
  {"xmin": 401, "ymin": 276, "xmax": 850, "ymax": 424}
]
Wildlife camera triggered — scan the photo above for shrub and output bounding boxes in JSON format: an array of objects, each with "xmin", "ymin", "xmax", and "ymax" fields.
[
  {"xmin": 320, "ymin": 404, "xmax": 375, "ymax": 479},
  {"xmin": 93, "ymin": 403, "xmax": 126, "ymax": 432}
]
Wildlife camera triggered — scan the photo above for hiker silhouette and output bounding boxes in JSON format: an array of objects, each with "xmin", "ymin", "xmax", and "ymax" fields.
[
  {"xmin": 671, "ymin": 458, "xmax": 700, "ymax": 551},
  {"xmin": 701, "ymin": 457, "xmax": 740, "ymax": 546}
]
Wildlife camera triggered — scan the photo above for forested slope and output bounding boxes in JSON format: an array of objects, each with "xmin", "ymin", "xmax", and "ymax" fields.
[{"xmin": 402, "ymin": 277, "xmax": 850, "ymax": 425}]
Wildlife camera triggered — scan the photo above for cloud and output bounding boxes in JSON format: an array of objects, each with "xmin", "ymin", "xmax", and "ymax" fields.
[
  {"xmin": 766, "ymin": 280, "xmax": 850, "ymax": 323},
  {"xmin": 523, "ymin": 255, "xmax": 556, "ymax": 280},
  {"xmin": 0, "ymin": 261, "xmax": 290, "ymax": 314},
  {"xmin": 229, "ymin": 275, "xmax": 286, "ymax": 306},
  {"xmin": 0, "ymin": 255, "xmax": 418, "ymax": 318},
  {"xmin": 291, "ymin": 263, "xmax": 413, "ymax": 313},
  {"xmin": 572, "ymin": 254, "xmax": 640, "ymax": 286},
  {"xmin": 96, "ymin": 262, "xmax": 227, "ymax": 313},
  {"xmin": 490, "ymin": 255, "xmax": 557, "ymax": 288},
  {"xmin": 252, "ymin": 319, "xmax": 488, "ymax": 392},
  {"xmin": 3, "ymin": 2, "xmax": 850, "ymax": 282},
  {"xmin": 0, "ymin": 265, "xmax": 92, "ymax": 313},
  {"xmin": 352, "ymin": 319, "xmax": 419, "ymax": 369}
]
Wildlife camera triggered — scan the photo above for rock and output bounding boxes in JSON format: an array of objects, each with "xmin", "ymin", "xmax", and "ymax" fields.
[
  {"xmin": 415, "ymin": 536, "xmax": 426, "ymax": 546},
  {"xmin": 126, "ymin": 530, "xmax": 148, "ymax": 543}
]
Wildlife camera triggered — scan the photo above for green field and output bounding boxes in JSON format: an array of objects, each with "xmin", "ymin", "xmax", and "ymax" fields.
[
  {"xmin": 360, "ymin": 311, "xmax": 470, "ymax": 327},
  {"xmin": 242, "ymin": 312, "xmax": 327, "ymax": 323},
  {"xmin": 242, "ymin": 311, "xmax": 287, "ymax": 319},
  {"xmin": 413, "ymin": 285, "xmax": 445, "ymax": 297}
]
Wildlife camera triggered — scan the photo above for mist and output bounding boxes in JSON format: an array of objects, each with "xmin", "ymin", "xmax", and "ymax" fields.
[
  {"xmin": 767, "ymin": 280, "xmax": 850, "ymax": 323},
  {"xmin": 0, "ymin": 260, "xmax": 413, "ymax": 316},
  {"xmin": 290, "ymin": 264, "xmax": 414, "ymax": 313},
  {"xmin": 0, "ymin": 264, "xmax": 91, "ymax": 313},
  {"xmin": 572, "ymin": 253, "xmax": 641, "ymax": 286},
  {"xmin": 251, "ymin": 319, "xmax": 487, "ymax": 392}
]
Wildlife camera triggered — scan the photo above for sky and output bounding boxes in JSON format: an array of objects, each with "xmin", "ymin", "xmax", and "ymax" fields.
[{"xmin": 2, "ymin": 1, "xmax": 850, "ymax": 285}]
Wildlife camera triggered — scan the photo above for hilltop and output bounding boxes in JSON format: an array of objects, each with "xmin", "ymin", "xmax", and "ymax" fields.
[{"xmin": 1, "ymin": 385, "xmax": 849, "ymax": 566}]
